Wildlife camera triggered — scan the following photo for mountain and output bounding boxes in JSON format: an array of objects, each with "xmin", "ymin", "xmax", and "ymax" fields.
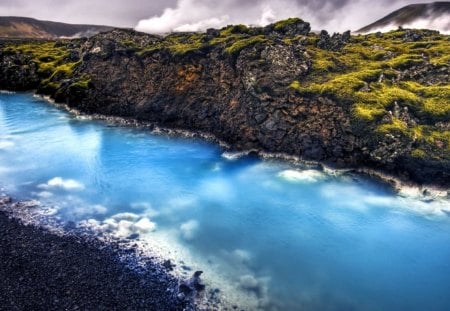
[
  {"xmin": 0, "ymin": 16, "xmax": 114, "ymax": 39},
  {"xmin": 357, "ymin": 2, "xmax": 450, "ymax": 34}
]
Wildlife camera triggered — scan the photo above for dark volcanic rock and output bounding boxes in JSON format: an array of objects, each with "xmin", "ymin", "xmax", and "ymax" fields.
[
  {"xmin": 316, "ymin": 30, "xmax": 351, "ymax": 51},
  {"xmin": 0, "ymin": 24, "xmax": 449, "ymax": 187},
  {"xmin": 0, "ymin": 209, "xmax": 188, "ymax": 311}
]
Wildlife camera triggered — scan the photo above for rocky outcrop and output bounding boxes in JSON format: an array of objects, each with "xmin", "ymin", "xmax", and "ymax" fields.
[{"xmin": 0, "ymin": 21, "xmax": 449, "ymax": 187}]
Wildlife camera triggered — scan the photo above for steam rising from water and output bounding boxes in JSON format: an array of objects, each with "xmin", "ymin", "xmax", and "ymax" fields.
[
  {"xmin": 360, "ymin": 13, "xmax": 450, "ymax": 34},
  {"xmin": 135, "ymin": 0, "xmax": 445, "ymax": 33}
]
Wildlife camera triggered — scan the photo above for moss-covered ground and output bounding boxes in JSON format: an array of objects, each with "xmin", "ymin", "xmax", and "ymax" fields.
[
  {"xmin": 2, "ymin": 41, "xmax": 88, "ymax": 92},
  {"xmin": 289, "ymin": 29, "xmax": 449, "ymax": 159}
]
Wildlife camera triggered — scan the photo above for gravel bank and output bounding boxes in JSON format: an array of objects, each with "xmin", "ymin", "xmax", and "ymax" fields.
[{"xmin": 0, "ymin": 209, "xmax": 187, "ymax": 311}]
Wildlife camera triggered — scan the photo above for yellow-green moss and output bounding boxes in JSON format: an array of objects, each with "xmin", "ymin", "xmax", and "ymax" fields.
[
  {"xmin": 353, "ymin": 103, "xmax": 386, "ymax": 121},
  {"xmin": 411, "ymin": 148, "xmax": 426, "ymax": 158},
  {"xmin": 376, "ymin": 118, "xmax": 409, "ymax": 135},
  {"xmin": 138, "ymin": 33, "xmax": 208, "ymax": 56},
  {"xmin": 4, "ymin": 41, "xmax": 79, "ymax": 80},
  {"xmin": 290, "ymin": 29, "xmax": 449, "ymax": 146},
  {"xmin": 70, "ymin": 77, "xmax": 91, "ymax": 90},
  {"xmin": 273, "ymin": 18, "xmax": 303, "ymax": 31},
  {"xmin": 225, "ymin": 35, "xmax": 267, "ymax": 55},
  {"xmin": 219, "ymin": 24, "xmax": 249, "ymax": 37}
]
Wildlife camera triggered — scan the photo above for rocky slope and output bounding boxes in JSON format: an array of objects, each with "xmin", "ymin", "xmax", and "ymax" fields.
[
  {"xmin": 0, "ymin": 18, "xmax": 449, "ymax": 186},
  {"xmin": 0, "ymin": 16, "xmax": 113, "ymax": 39}
]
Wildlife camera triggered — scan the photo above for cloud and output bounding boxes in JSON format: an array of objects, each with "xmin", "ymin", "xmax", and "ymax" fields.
[
  {"xmin": 135, "ymin": 0, "xmax": 441, "ymax": 34},
  {"xmin": 38, "ymin": 177, "xmax": 85, "ymax": 191},
  {"xmin": 0, "ymin": 0, "xmax": 176, "ymax": 27},
  {"xmin": 0, "ymin": 0, "xmax": 442, "ymax": 33}
]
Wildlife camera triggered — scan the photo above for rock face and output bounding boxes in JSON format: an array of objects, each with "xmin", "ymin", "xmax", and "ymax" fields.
[{"xmin": 0, "ymin": 21, "xmax": 449, "ymax": 187}]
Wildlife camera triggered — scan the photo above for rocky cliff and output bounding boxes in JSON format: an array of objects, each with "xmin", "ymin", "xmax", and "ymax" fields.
[{"xmin": 0, "ymin": 19, "xmax": 449, "ymax": 186}]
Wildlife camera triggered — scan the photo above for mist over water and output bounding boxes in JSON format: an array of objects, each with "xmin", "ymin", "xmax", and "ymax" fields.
[{"xmin": 1, "ymin": 93, "xmax": 450, "ymax": 310}]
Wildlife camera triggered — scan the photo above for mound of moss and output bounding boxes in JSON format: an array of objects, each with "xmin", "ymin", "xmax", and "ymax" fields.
[
  {"xmin": 3, "ymin": 41, "xmax": 84, "ymax": 93},
  {"xmin": 290, "ymin": 29, "xmax": 450, "ymax": 160}
]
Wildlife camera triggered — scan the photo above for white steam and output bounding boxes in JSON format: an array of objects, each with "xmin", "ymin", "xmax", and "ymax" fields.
[
  {"xmin": 135, "ymin": 0, "xmax": 314, "ymax": 33},
  {"xmin": 134, "ymin": 0, "xmax": 443, "ymax": 34},
  {"xmin": 361, "ymin": 13, "xmax": 450, "ymax": 35}
]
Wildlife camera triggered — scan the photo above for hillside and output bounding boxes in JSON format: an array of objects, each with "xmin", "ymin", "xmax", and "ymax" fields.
[
  {"xmin": 358, "ymin": 2, "xmax": 450, "ymax": 33},
  {"xmin": 0, "ymin": 16, "xmax": 114, "ymax": 39},
  {"xmin": 0, "ymin": 19, "xmax": 449, "ymax": 186}
]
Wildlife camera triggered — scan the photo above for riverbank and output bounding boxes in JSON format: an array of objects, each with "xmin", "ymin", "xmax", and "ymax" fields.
[
  {"xmin": 0, "ymin": 198, "xmax": 190, "ymax": 311},
  {"xmin": 1, "ymin": 23, "xmax": 449, "ymax": 187}
]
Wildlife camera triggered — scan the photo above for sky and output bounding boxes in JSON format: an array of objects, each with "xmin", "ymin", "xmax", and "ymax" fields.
[{"xmin": 0, "ymin": 0, "xmax": 444, "ymax": 33}]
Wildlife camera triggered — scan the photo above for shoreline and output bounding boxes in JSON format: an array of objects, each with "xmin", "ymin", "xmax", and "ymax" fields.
[
  {"xmin": 0, "ymin": 195, "xmax": 195, "ymax": 311},
  {"xmin": 30, "ymin": 92, "xmax": 450, "ymax": 195}
]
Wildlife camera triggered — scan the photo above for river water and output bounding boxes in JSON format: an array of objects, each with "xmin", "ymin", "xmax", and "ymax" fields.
[{"xmin": 1, "ymin": 92, "xmax": 449, "ymax": 310}]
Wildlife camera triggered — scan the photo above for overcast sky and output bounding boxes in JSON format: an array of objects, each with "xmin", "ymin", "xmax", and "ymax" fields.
[{"xmin": 0, "ymin": 0, "xmax": 442, "ymax": 32}]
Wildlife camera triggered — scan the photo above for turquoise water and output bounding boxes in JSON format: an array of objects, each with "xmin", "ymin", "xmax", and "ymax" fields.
[{"xmin": 1, "ymin": 92, "xmax": 450, "ymax": 310}]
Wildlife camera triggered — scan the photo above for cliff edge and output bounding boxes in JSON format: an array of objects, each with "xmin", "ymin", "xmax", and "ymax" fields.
[{"xmin": 0, "ymin": 18, "xmax": 449, "ymax": 186}]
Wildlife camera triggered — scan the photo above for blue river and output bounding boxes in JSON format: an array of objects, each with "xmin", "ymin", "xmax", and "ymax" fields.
[{"xmin": 0, "ymin": 92, "xmax": 449, "ymax": 310}]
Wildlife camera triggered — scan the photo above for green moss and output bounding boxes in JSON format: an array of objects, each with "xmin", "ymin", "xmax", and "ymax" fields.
[
  {"xmin": 138, "ymin": 33, "xmax": 208, "ymax": 56},
  {"xmin": 376, "ymin": 118, "xmax": 409, "ymax": 135},
  {"xmin": 219, "ymin": 24, "xmax": 249, "ymax": 37},
  {"xmin": 273, "ymin": 18, "xmax": 303, "ymax": 31},
  {"xmin": 411, "ymin": 148, "xmax": 426, "ymax": 158},
  {"xmin": 169, "ymin": 41, "xmax": 203, "ymax": 55},
  {"xmin": 385, "ymin": 54, "xmax": 423, "ymax": 69},
  {"xmin": 70, "ymin": 77, "xmax": 91, "ymax": 90},
  {"xmin": 225, "ymin": 35, "xmax": 268, "ymax": 55},
  {"xmin": 290, "ymin": 29, "xmax": 449, "ymax": 148},
  {"xmin": 4, "ymin": 41, "xmax": 79, "ymax": 80},
  {"xmin": 38, "ymin": 80, "xmax": 61, "ymax": 93},
  {"xmin": 353, "ymin": 103, "xmax": 386, "ymax": 121}
]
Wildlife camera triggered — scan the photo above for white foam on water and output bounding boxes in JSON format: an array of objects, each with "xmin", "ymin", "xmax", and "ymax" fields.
[
  {"xmin": 0, "ymin": 166, "xmax": 13, "ymax": 174},
  {"xmin": 111, "ymin": 212, "xmax": 141, "ymax": 222},
  {"xmin": 0, "ymin": 90, "xmax": 15, "ymax": 94},
  {"xmin": 78, "ymin": 216, "xmax": 270, "ymax": 310},
  {"xmin": 38, "ymin": 177, "xmax": 85, "ymax": 191},
  {"xmin": 0, "ymin": 140, "xmax": 15, "ymax": 150},
  {"xmin": 80, "ymin": 212, "xmax": 158, "ymax": 239},
  {"xmin": 180, "ymin": 219, "xmax": 199, "ymax": 241},
  {"xmin": 131, "ymin": 202, "xmax": 160, "ymax": 217},
  {"xmin": 321, "ymin": 184, "xmax": 450, "ymax": 219},
  {"xmin": 67, "ymin": 203, "xmax": 108, "ymax": 217},
  {"xmin": 134, "ymin": 217, "xmax": 157, "ymax": 233},
  {"xmin": 199, "ymin": 178, "xmax": 236, "ymax": 201},
  {"xmin": 221, "ymin": 151, "xmax": 249, "ymax": 160},
  {"xmin": 36, "ymin": 191, "xmax": 54, "ymax": 198},
  {"xmin": 278, "ymin": 169, "xmax": 326, "ymax": 183}
]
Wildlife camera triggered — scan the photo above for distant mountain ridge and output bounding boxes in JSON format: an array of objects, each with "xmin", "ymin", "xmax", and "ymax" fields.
[
  {"xmin": 358, "ymin": 2, "xmax": 450, "ymax": 33},
  {"xmin": 0, "ymin": 16, "xmax": 114, "ymax": 39}
]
